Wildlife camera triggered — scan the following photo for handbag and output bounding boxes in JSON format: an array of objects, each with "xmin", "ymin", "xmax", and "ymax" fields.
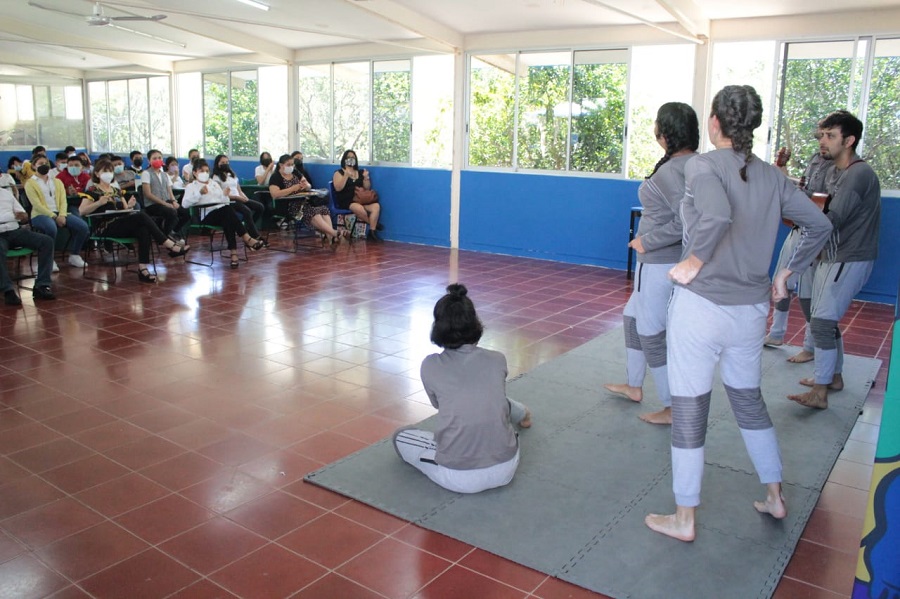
[{"xmin": 354, "ymin": 187, "xmax": 378, "ymax": 204}]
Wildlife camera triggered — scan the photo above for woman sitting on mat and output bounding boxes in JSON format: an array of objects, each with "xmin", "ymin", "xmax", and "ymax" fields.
[
  {"xmin": 393, "ymin": 283, "xmax": 532, "ymax": 494},
  {"xmin": 182, "ymin": 159, "xmax": 265, "ymax": 269},
  {"xmin": 79, "ymin": 159, "xmax": 190, "ymax": 284}
]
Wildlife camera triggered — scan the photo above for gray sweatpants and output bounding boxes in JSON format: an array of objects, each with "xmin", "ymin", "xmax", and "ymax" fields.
[
  {"xmin": 768, "ymin": 228, "xmax": 814, "ymax": 349},
  {"xmin": 668, "ymin": 287, "xmax": 782, "ymax": 507},
  {"xmin": 392, "ymin": 399, "xmax": 527, "ymax": 494},
  {"xmin": 622, "ymin": 262, "xmax": 674, "ymax": 407},
  {"xmin": 810, "ymin": 260, "xmax": 874, "ymax": 385}
]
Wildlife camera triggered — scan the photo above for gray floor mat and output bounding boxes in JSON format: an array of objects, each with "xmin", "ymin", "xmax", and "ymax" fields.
[{"xmin": 305, "ymin": 329, "xmax": 881, "ymax": 598}]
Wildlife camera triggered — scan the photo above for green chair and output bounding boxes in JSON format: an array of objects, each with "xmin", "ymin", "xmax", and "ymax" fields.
[
  {"xmin": 6, "ymin": 247, "xmax": 35, "ymax": 290},
  {"xmin": 83, "ymin": 214, "xmax": 153, "ymax": 283},
  {"xmin": 186, "ymin": 206, "xmax": 247, "ymax": 267}
]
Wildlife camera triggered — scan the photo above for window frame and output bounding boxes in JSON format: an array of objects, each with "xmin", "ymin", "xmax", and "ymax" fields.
[{"xmin": 86, "ymin": 75, "xmax": 172, "ymax": 155}]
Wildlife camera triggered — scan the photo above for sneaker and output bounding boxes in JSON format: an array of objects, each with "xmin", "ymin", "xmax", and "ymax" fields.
[
  {"xmin": 68, "ymin": 254, "xmax": 86, "ymax": 268},
  {"xmin": 33, "ymin": 286, "xmax": 56, "ymax": 301},
  {"xmin": 4, "ymin": 290, "xmax": 22, "ymax": 306},
  {"xmin": 51, "ymin": 261, "xmax": 59, "ymax": 273}
]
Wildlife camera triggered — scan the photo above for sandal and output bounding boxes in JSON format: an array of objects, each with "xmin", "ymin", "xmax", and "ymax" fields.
[
  {"xmin": 138, "ymin": 268, "xmax": 157, "ymax": 284},
  {"xmin": 247, "ymin": 239, "xmax": 265, "ymax": 251},
  {"xmin": 230, "ymin": 256, "xmax": 240, "ymax": 269},
  {"xmin": 168, "ymin": 243, "xmax": 190, "ymax": 258}
]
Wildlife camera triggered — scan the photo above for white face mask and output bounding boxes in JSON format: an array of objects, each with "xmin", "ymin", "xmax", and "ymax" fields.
[
  {"xmin": 196, "ymin": 172, "xmax": 210, "ymax": 183},
  {"xmin": 282, "ymin": 166, "xmax": 294, "ymax": 175},
  {"xmin": 99, "ymin": 172, "xmax": 115, "ymax": 184}
]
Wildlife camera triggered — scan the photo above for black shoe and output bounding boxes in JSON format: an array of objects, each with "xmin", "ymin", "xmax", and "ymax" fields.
[
  {"xmin": 4, "ymin": 290, "xmax": 22, "ymax": 306},
  {"xmin": 376, "ymin": 222, "xmax": 384, "ymax": 231},
  {"xmin": 33, "ymin": 286, "xmax": 56, "ymax": 301},
  {"xmin": 367, "ymin": 230, "xmax": 383, "ymax": 243}
]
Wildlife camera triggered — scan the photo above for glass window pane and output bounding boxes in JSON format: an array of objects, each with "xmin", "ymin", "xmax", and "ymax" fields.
[
  {"xmin": 259, "ymin": 65, "xmax": 288, "ymax": 158},
  {"xmin": 298, "ymin": 64, "xmax": 332, "ymax": 162},
  {"xmin": 107, "ymin": 80, "xmax": 130, "ymax": 153},
  {"xmin": 775, "ymin": 40, "xmax": 856, "ymax": 177},
  {"xmin": 373, "ymin": 59, "xmax": 410, "ymax": 163},
  {"xmin": 128, "ymin": 78, "xmax": 150, "ymax": 152},
  {"xmin": 88, "ymin": 81, "xmax": 109, "ymax": 152},
  {"xmin": 64, "ymin": 86, "xmax": 83, "ymax": 120},
  {"xmin": 864, "ymin": 38, "xmax": 900, "ymax": 190},
  {"xmin": 411, "ymin": 55, "xmax": 453, "ymax": 168},
  {"xmin": 203, "ymin": 73, "xmax": 229, "ymax": 157},
  {"xmin": 709, "ymin": 41, "xmax": 776, "ymax": 156},
  {"xmin": 571, "ymin": 49, "xmax": 627, "ymax": 174},
  {"xmin": 34, "ymin": 86, "xmax": 50, "ymax": 119},
  {"xmin": 0, "ymin": 83, "xmax": 35, "ymax": 148},
  {"xmin": 148, "ymin": 76, "xmax": 171, "ymax": 153},
  {"xmin": 517, "ymin": 51, "xmax": 571, "ymax": 171},
  {"xmin": 36, "ymin": 85, "xmax": 84, "ymax": 148},
  {"xmin": 16, "ymin": 85, "xmax": 35, "ymax": 121},
  {"xmin": 468, "ymin": 54, "xmax": 515, "ymax": 168},
  {"xmin": 333, "ymin": 62, "xmax": 370, "ymax": 162},
  {"xmin": 49, "ymin": 86, "xmax": 66, "ymax": 117},
  {"xmin": 230, "ymin": 70, "xmax": 258, "ymax": 157},
  {"xmin": 176, "ymin": 72, "xmax": 203, "ymax": 157},
  {"xmin": 627, "ymin": 44, "xmax": 694, "ymax": 179}
]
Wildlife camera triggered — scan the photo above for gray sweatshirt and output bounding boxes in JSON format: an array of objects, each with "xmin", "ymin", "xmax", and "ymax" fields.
[
  {"xmin": 680, "ymin": 149, "xmax": 833, "ymax": 306},
  {"xmin": 420, "ymin": 345, "xmax": 518, "ymax": 470},
  {"xmin": 821, "ymin": 158, "xmax": 881, "ymax": 263},
  {"xmin": 802, "ymin": 152, "xmax": 832, "ymax": 196},
  {"xmin": 636, "ymin": 152, "xmax": 696, "ymax": 264}
]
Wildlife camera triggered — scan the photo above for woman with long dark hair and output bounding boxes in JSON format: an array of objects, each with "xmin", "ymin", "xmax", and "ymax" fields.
[
  {"xmin": 644, "ymin": 86, "xmax": 833, "ymax": 542},
  {"xmin": 604, "ymin": 102, "xmax": 698, "ymax": 425},
  {"xmin": 212, "ymin": 154, "xmax": 265, "ymax": 241}
]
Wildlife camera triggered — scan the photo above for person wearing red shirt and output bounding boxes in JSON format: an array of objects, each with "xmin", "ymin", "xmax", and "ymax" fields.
[{"xmin": 55, "ymin": 154, "xmax": 91, "ymax": 196}]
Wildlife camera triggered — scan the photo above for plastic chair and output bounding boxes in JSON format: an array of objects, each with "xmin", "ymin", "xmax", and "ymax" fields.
[
  {"xmin": 186, "ymin": 206, "xmax": 247, "ymax": 267},
  {"xmin": 6, "ymin": 247, "xmax": 35, "ymax": 290},
  {"xmin": 81, "ymin": 195, "xmax": 152, "ymax": 283},
  {"xmin": 328, "ymin": 182, "xmax": 356, "ymax": 240}
]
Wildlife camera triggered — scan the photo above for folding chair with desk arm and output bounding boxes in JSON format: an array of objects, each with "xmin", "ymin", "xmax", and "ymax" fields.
[
  {"xmin": 185, "ymin": 203, "xmax": 249, "ymax": 268},
  {"xmin": 81, "ymin": 208, "xmax": 156, "ymax": 283},
  {"xmin": 265, "ymin": 190, "xmax": 333, "ymax": 253}
]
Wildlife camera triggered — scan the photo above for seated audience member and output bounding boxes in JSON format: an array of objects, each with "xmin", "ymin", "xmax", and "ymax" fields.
[
  {"xmin": 269, "ymin": 154, "xmax": 344, "ymax": 245},
  {"xmin": 0, "ymin": 185, "xmax": 55, "ymax": 303},
  {"xmin": 213, "ymin": 155, "xmax": 264, "ymax": 241},
  {"xmin": 182, "ymin": 159, "xmax": 265, "ymax": 269},
  {"xmin": 182, "ymin": 148, "xmax": 199, "ymax": 183},
  {"xmin": 128, "ymin": 150, "xmax": 144, "ymax": 176},
  {"xmin": 6, "ymin": 157, "xmax": 25, "ymax": 187},
  {"xmin": 56, "ymin": 154, "xmax": 91, "ymax": 196},
  {"xmin": 291, "ymin": 150, "xmax": 314, "ymax": 187},
  {"xmin": 21, "ymin": 146, "xmax": 46, "ymax": 180},
  {"xmin": 64, "ymin": 145, "xmax": 77, "ymax": 157},
  {"xmin": 77, "ymin": 152, "xmax": 93, "ymax": 175},
  {"xmin": 393, "ymin": 283, "xmax": 532, "ymax": 493},
  {"xmin": 165, "ymin": 157, "xmax": 185, "ymax": 190},
  {"xmin": 255, "ymin": 151, "xmax": 275, "ymax": 186},
  {"xmin": 141, "ymin": 149, "xmax": 190, "ymax": 241},
  {"xmin": 332, "ymin": 149, "xmax": 383, "ymax": 242},
  {"xmin": 50, "ymin": 152, "xmax": 68, "ymax": 179},
  {"xmin": 80, "ymin": 159, "xmax": 189, "ymax": 284},
  {"xmin": 112, "ymin": 156, "xmax": 136, "ymax": 191},
  {"xmin": 25, "ymin": 154, "xmax": 89, "ymax": 269}
]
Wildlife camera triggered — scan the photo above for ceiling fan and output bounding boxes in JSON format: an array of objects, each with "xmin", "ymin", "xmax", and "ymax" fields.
[{"xmin": 27, "ymin": 1, "xmax": 167, "ymax": 26}]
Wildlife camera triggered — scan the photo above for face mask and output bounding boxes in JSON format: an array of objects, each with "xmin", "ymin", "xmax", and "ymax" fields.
[
  {"xmin": 114, "ymin": 165, "xmax": 124, "ymax": 174},
  {"xmin": 168, "ymin": 165, "xmax": 178, "ymax": 174},
  {"xmin": 67, "ymin": 166, "xmax": 82, "ymax": 176},
  {"xmin": 281, "ymin": 166, "xmax": 294, "ymax": 175},
  {"xmin": 57, "ymin": 162, "xmax": 66, "ymax": 171},
  {"xmin": 150, "ymin": 159, "xmax": 164, "ymax": 170},
  {"xmin": 260, "ymin": 157, "xmax": 272, "ymax": 167},
  {"xmin": 37, "ymin": 164, "xmax": 51, "ymax": 176},
  {"xmin": 345, "ymin": 158, "xmax": 356, "ymax": 167},
  {"xmin": 196, "ymin": 172, "xmax": 210, "ymax": 183},
  {"xmin": 13, "ymin": 165, "xmax": 22, "ymax": 172},
  {"xmin": 293, "ymin": 158, "xmax": 303, "ymax": 169},
  {"xmin": 133, "ymin": 158, "xmax": 143, "ymax": 168},
  {"xmin": 99, "ymin": 172, "xmax": 115, "ymax": 183}
]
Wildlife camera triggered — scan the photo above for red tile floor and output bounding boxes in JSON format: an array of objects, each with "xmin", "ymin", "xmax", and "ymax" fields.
[{"xmin": 0, "ymin": 239, "xmax": 893, "ymax": 598}]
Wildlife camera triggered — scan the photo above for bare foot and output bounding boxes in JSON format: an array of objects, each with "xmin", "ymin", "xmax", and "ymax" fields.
[
  {"xmin": 799, "ymin": 373, "xmax": 843, "ymax": 391},
  {"xmin": 604, "ymin": 383, "xmax": 642, "ymax": 403},
  {"xmin": 787, "ymin": 385, "xmax": 828, "ymax": 409},
  {"xmin": 645, "ymin": 513, "xmax": 695, "ymax": 542},
  {"xmin": 753, "ymin": 493, "xmax": 787, "ymax": 520},
  {"xmin": 787, "ymin": 349, "xmax": 814, "ymax": 364},
  {"xmin": 519, "ymin": 409, "xmax": 532, "ymax": 429},
  {"xmin": 763, "ymin": 336, "xmax": 784, "ymax": 347},
  {"xmin": 639, "ymin": 407, "xmax": 672, "ymax": 425}
]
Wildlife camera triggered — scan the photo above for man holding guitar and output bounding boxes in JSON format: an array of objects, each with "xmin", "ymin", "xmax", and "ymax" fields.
[{"xmin": 788, "ymin": 111, "xmax": 881, "ymax": 410}]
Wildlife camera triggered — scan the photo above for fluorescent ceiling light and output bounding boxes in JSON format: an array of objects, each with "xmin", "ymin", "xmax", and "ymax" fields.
[{"xmin": 235, "ymin": 0, "xmax": 269, "ymax": 10}]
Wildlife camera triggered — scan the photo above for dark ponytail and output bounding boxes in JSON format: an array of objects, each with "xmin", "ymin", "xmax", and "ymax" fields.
[
  {"xmin": 647, "ymin": 102, "xmax": 700, "ymax": 179},
  {"xmin": 710, "ymin": 85, "xmax": 762, "ymax": 182}
]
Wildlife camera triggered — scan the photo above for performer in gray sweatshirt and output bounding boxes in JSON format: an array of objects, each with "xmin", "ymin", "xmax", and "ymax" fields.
[
  {"xmin": 645, "ymin": 85, "xmax": 833, "ymax": 542},
  {"xmin": 604, "ymin": 102, "xmax": 698, "ymax": 425},
  {"xmin": 788, "ymin": 110, "xmax": 881, "ymax": 410}
]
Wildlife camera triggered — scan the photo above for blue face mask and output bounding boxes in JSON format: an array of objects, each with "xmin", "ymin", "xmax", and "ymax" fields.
[
  {"xmin": 67, "ymin": 166, "xmax": 82, "ymax": 176},
  {"xmin": 113, "ymin": 164, "xmax": 124, "ymax": 174}
]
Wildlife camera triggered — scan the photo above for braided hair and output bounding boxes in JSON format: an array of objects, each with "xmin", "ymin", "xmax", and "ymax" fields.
[
  {"xmin": 710, "ymin": 85, "xmax": 763, "ymax": 182},
  {"xmin": 647, "ymin": 102, "xmax": 700, "ymax": 179}
]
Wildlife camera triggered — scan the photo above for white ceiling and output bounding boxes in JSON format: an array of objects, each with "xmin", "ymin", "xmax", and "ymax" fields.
[{"xmin": 1, "ymin": 0, "xmax": 899, "ymax": 79}]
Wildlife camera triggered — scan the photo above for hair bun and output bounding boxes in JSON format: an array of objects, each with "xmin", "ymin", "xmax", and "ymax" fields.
[{"xmin": 445, "ymin": 283, "xmax": 468, "ymax": 298}]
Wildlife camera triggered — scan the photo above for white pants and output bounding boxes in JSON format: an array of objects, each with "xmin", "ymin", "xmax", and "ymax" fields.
[{"xmin": 393, "ymin": 429, "xmax": 520, "ymax": 494}]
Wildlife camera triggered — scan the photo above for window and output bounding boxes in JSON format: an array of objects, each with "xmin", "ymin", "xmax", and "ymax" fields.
[
  {"xmin": 258, "ymin": 65, "xmax": 289, "ymax": 158},
  {"xmin": 373, "ymin": 59, "xmax": 411, "ymax": 164},
  {"xmin": 87, "ymin": 76, "xmax": 170, "ymax": 154},
  {"xmin": 862, "ymin": 38, "xmax": 900, "ymax": 190},
  {"xmin": 0, "ymin": 82, "xmax": 84, "ymax": 149},
  {"xmin": 203, "ymin": 70, "xmax": 259, "ymax": 158},
  {"xmin": 298, "ymin": 64, "xmax": 332, "ymax": 162},
  {"xmin": 467, "ymin": 49, "xmax": 627, "ymax": 173},
  {"xmin": 411, "ymin": 55, "xmax": 454, "ymax": 168},
  {"xmin": 333, "ymin": 62, "xmax": 370, "ymax": 162},
  {"xmin": 176, "ymin": 72, "xmax": 203, "ymax": 157}
]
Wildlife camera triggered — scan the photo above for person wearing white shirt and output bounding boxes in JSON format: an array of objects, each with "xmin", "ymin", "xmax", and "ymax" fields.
[
  {"xmin": 182, "ymin": 159, "xmax": 265, "ymax": 269},
  {"xmin": 182, "ymin": 148, "xmax": 199, "ymax": 183},
  {"xmin": 165, "ymin": 156, "xmax": 185, "ymax": 190},
  {"xmin": 254, "ymin": 151, "xmax": 275, "ymax": 186},
  {"xmin": 213, "ymin": 154, "xmax": 264, "ymax": 241},
  {"xmin": 0, "ymin": 186, "xmax": 56, "ymax": 304}
]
